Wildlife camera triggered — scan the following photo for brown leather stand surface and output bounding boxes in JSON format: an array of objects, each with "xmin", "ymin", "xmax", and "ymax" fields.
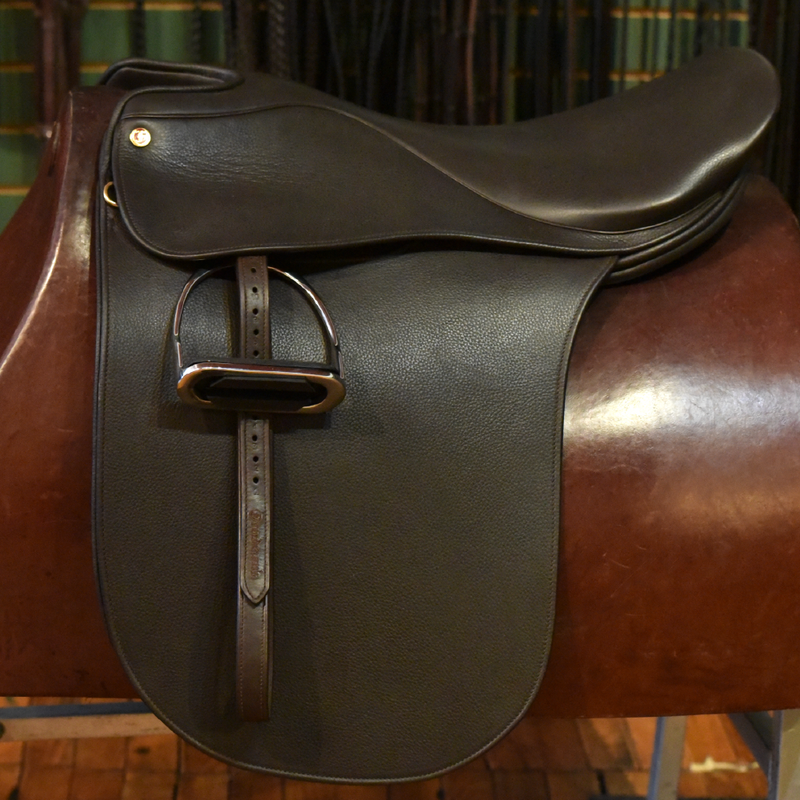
[{"xmin": 2, "ymin": 87, "xmax": 800, "ymax": 718}]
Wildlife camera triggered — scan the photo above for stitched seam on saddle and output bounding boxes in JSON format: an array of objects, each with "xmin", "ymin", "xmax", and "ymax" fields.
[
  {"xmin": 237, "ymin": 595, "xmax": 245, "ymax": 718},
  {"xmin": 261, "ymin": 597, "xmax": 267, "ymax": 718},
  {"xmin": 108, "ymin": 213, "xmax": 705, "ymax": 261},
  {"xmin": 615, "ymin": 176, "xmax": 745, "ymax": 273}
]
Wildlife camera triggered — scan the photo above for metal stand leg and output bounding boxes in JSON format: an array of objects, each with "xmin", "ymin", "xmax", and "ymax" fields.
[
  {"xmin": 598, "ymin": 715, "xmax": 688, "ymax": 800},
  {"xmin": 602, "ymin": 709, "xmax": 800, "ymax": 799},
  {"xmin": 729, "ymin": 712, "xmax": 772, "ymax": 773},
  {"xmin": 768, "ymin": 710, "xmax": 800, "ymax": 800},
  {"xmin": 647, "ymin": 716, "xmax": 688, "ymax": 800},
  {"xmin": 730, "ymin": 710, "xmax": 800, "ymax": 800}
]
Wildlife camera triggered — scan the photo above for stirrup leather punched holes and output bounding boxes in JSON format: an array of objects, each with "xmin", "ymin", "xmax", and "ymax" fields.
[
  {"xmin": 172, "ymin": 264, "xmax": 345, "ymax": 415},
  {"xmin": 171, "ymin": 260, "xmax": 345, "ymax": 721}
]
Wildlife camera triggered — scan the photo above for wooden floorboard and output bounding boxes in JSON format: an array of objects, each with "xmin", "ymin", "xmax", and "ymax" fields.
[
  {"xmin": 485, "ymin": 717, "xmax": 547, "ymax": 770},
  {"xmin": 577, "ymin": 719, "xmax": 634, "ymax": 772},
  {"xmin": 492, "ymin": 769, "xmax": 549, "ymax": 800},
  {"xmin": 622, "ymin": 717, "xmax": 659, "ymax": 772},
  {"xmin": 0, "ymin": 700, "xmax": 769, "ymax": 799},
  {"xmin": 387, "ymin": 778, "xmax": 442, "ymax": 800},
  {"xmin": 68, "ymin": 768, "xmax": 126, "ymax": 800}
]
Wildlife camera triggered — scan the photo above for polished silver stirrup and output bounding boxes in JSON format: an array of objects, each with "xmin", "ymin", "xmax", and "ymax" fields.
[{"xmin": 172, "ymin": 265, "xmax": 345, "ymax": 414}]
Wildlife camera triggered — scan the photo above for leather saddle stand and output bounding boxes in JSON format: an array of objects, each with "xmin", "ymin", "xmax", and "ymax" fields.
[{"xmin": 93, "ymin": 49, "xmax": 779, "ymax": 781}]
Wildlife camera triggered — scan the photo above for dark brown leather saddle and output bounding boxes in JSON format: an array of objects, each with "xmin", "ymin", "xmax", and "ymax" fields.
[{"xmin": 93, "ymin": 48, "xmax": 778, "ymax": 781}]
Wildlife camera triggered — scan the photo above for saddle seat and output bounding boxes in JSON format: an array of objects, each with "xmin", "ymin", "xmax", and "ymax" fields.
[{"xmin": 104, "ymin": 47, "xmax": 778, "ymax": 282}]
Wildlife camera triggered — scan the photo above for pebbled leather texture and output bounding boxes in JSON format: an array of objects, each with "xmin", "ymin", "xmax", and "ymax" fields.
[{"xmin": 94, "ymin": 200, "xmax": 614, "ymax": 779}]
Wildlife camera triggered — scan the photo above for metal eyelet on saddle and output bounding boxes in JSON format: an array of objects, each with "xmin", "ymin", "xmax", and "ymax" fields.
[{"xmin": 172, "ymin": 265, "xmax": 345, "ymax": 414}]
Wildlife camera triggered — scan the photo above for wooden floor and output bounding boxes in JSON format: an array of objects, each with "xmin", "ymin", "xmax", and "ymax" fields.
[{"xmin": 0, "ymin": 699, "xmax": 768, "ymax": 800}]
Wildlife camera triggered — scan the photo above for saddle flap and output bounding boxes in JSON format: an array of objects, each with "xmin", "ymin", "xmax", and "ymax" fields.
[{"xmin": 94, "ymin": 193, "xmax": 616, "ymax": 778}]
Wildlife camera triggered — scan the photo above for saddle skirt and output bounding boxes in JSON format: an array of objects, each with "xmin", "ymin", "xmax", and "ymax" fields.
[{"xmin": 92, "ymin": 48, "xmax": 778, "ymax": 781}]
